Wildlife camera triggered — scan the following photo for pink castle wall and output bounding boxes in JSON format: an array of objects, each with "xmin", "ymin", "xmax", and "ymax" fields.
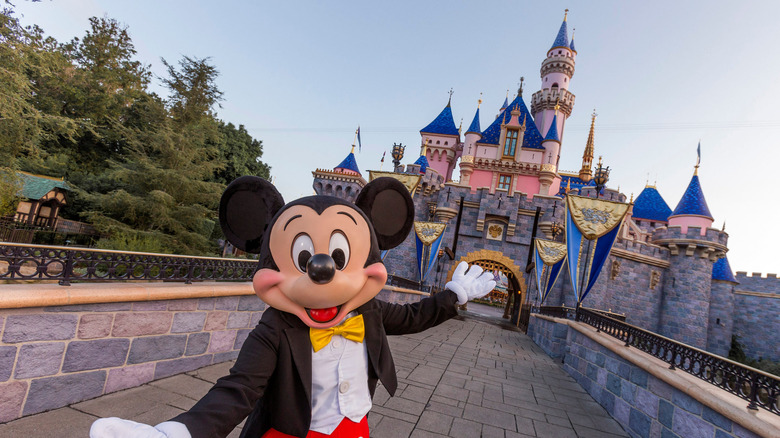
[
  {"xmin": 469, "ymin": 170, "xmax": 494, "ymax": 191},
  {"xmin": 668, "ymin": 216, "xmax": 714, "ymax": 235}
]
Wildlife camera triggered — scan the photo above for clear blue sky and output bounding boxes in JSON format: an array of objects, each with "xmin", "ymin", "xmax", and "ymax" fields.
[{"xmin": 13, "ymin": 0, "xmax": 780, "ymax": 275}]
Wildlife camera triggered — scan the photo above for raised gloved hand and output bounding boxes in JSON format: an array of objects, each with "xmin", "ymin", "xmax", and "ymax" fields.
[
  {"xmin": 90, "ymin": 418, "xmax": 191, "ymax": 438},
  {"xmin": 445, "ymin": 261, "xmax": 497, "ymax": 305}
]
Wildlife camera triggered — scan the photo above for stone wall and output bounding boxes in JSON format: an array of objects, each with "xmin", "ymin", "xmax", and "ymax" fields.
[
  {"xmin": 0, "ymin": 283, "xmax": 425, "ymax": 423},
  {"xmin": 707, "ymin": 280, "xmax": 735, "ymax": 358},
  {"xmin": 527, "ymin": 315, "xmax": 777, "ymax": 438},
  {"xmin": 0, "ymin": 293, "xmax": 265, "ymax": 422},
  {"xmin": 730, "ymin": 272, "xmax": 780, "ymax": 362}
]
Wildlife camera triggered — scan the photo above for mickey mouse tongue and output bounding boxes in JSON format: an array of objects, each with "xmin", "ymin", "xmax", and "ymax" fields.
[{"xmin": 309, "ymin": 306, "xmax": 339, "ymax": 323}]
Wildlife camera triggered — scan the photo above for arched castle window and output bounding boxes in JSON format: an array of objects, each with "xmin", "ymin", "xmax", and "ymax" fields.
[
  {"xmin": 444, "ymin": 141, "xmax": 448, "ymax": 145},
  {"xmin": 436, "ymin": 140, "xmax": 440, "ymax": 145},
  {"xmin": 503, "ymin": 129, "xmax": 518, "ymax": 158},
  {"xmin": 552, "ymin": 83, "xmax": 559, "ymax": 89}
]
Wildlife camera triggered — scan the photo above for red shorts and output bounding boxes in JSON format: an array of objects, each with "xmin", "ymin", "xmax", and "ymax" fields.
[{"xmin": 262, "ymin": 416, "xmax": 369, "ymax": 438}]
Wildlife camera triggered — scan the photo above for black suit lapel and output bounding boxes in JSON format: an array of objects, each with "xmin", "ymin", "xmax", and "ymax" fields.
[
  {"xmin": 359, "ymin": 302, "xmax": 398, "ymax": 396},
  {"xmin": 281, "ymin": 314, "xmax": 312, "ymax": 407}
]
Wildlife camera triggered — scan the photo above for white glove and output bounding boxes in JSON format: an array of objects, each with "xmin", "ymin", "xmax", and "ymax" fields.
[
  {"xmin": 90, "ymin": 418, "xmax": 191, "ymax": 438},
  {"xmin": 445, "ymin": 261, "xmax": 497, "ymax": 305}
]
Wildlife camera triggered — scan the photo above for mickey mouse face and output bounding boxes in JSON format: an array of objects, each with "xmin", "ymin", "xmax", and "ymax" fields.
[{"xmin": 219, "ymin": 177, "xmax": 414, "ymax": 328}]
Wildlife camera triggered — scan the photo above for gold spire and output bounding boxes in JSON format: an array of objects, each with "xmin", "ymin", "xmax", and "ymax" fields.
[
  {"xmin": 350, "ymin": 145, "xmax": 355, "ymax": 154},
  {"xmin": 478, "ymin": 92, "xmax": 483, "ymax": 108},
  {"xmin": 458, "ymin": 118, "xmax": 463, "ymax": 134},
  {"xmin": 421, "ymin": 143, "xmax": 428, "ymax": 156},
  {"xmin": 564, "ymin": 8, "xmax": 569, "ymax": 21},
  {"xmin": 629, "ymin": 193, "xmax": 634, "ymax": 204},
  {"xmin": 579, "ymin": 109, "xmax": 597, "ymax": 183}
]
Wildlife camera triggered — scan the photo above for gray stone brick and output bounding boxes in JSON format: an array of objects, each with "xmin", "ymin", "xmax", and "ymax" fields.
[
  {"xmin": 635, "ymin": 387, "xmax": 659, "ymax": 418},
  {"xmin": 3, "ymin": 314, "xmax": 77, "ymax": 343},
  {"xmin": 227, "ymin": 312, "xmax": 251, "ymax": 329},
  {"xmin": 15, "ymin": 342, "xmax": 65, "ymax": 379},
  {"xmin": 0, "ymin": 381, "xmax": 27, "ymax": 422},
  {"xmin": 62, "ymin": 338, "xmax": 130, "ymax": 372},
  {"xmin": 701, "ymin": 406, "xmax": 731, "ymax": 432},
  {"xmin": 671, "ymin": 391, "xmax": 702, "ymax": 415},
  {"xmin": 154, "ymin": 355, "xmax": 213, "ymax": 380},
  {"xmin": 463, "ymin": 403, "xmax": 516, "ymax": 431},
  {"xmin": 658, "ymin": 399, "xmax": 674, "ymax": 428},
  {"xmin": 417, "ymin": 410, "xmax": 453, "ymax": 435},
  {"xmin": 214, "ymin": 296, "xmax": 240, "ymax": 310},
  {"xmin": 128, "ymin": 335, "xmax": 187, "ymax": 364},
  {"xmin": 629, "ymin": 408, "xmax": 651, "ymax": 438},
  {"xmin": 186, "ymin": 332, "xmax": 210, "ymax": 356},
  {"xmin": 672, "ymin": 408, "xmax": 714, "ymax": 438},
  {"xmin": 171, "ymin": 312, "xmax": 207, "ymax": 333},
  {"xmin": 237, "ymin": 295, "xmax": 265, "ymax": 311},
  {"xmin": 23, "ymin": 370, "xmax": 106, "ymax": 416},
  {"xmin": 214, "ymin": 350, "xmax": 239, "ymax": 362},
  {"xmin": 0, "ymin": 346, "xmax": 17, "ymax": 382}
]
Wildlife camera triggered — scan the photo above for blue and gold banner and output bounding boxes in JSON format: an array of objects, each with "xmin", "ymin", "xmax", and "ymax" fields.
[
  {"xmin": 414, "ymin": 222, "xmax": 447, "ymax": 282},
  {"xmin": 565, "ymin": 195, "xmax": 629, "ymax": 304},
  {"xmin": 533, "ymin": 239, "xmax": 567, "ymax": 304}
]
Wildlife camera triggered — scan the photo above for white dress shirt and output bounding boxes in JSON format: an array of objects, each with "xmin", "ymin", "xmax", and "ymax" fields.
[{"xmin": 309, "ymin": 318, "xmax": 371, "ymax": 434}]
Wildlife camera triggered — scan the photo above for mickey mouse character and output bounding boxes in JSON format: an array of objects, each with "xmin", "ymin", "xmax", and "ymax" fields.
[{"xmin": 91, "ymin": 176, "xmax": 495, "ymax": 438}]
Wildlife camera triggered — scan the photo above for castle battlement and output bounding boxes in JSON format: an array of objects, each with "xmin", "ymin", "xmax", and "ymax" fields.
[
  {"xmin": 650, "ymin": 225, "xmax": 728, "ymax": 260},
  {"xmin": 734, "ymin": 272, "xmax": 780, "ymax": 295},
  {"xmin": 613, "ymin": 238, "xmax": 669, "ymax": 259}
]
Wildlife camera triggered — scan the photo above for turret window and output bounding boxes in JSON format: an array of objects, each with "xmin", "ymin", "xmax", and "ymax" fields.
[{"xmin": 503, "ymin": 129, "xmax": 518, "ymax": 158}]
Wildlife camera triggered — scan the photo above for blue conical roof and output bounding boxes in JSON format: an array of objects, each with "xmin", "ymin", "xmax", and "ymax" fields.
[
  {"xmin": 334, "ymin": 152, "xmax": 361, "ymax": 175},
  {"xmin": 632, "ymin": 186, "xmax": 672, "ymax": 222},
  {"xmin": 466, "ymin": 107, "xmax": 481, "ymax": 135},
  {"xmin": 671, "ymin": 174, "xmax": 713, "ymax": 219},
  {"xmin": 414, "ymin": 154, "xmax": 429, "ymax": 174},
  {"xmin": 478, "ymin": 95, "xmax": 544, "ymax": 150},
  {"xmin": 500, "ymin": 97, "xmax": 509, "ymax": 111},
  {"xmin": 570, "ymin": 37, "xmax": 577, "ymax": 52},
  {"xmin": 544, "ymin": 114, "xmax": 560, "ymax": 142},
  {"xmin": 420, "ymin": 103, "xmax": 459, "ymax": 136},
  {"xmin": 551, "ymin": 18, "xmax": 569, "ymax": 49},
  {"xmin": 712, "ymin": 257, "xmax": 738, "ymax": 283}
]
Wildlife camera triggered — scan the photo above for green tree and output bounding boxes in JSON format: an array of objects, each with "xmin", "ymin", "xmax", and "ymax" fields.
[
  {"xmin": 0, "ymin": 7, "xmax": 78, "ymax": 167},
  {"xmin": 212, "ymin": 121, "xmax": 271, "ymax": 184}
]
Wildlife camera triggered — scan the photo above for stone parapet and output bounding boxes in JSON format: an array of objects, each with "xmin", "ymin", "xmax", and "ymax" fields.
[
  {"xmin": 528, "ymin": 315, "xmax": 779, "ymax": 438},
  {"xmin": 0, "ymin": 282, "xmax": 426, "ymax": 422},
  {"xmin": 652, "ymin": 226, "xmax": 729, "ymax": 260}
]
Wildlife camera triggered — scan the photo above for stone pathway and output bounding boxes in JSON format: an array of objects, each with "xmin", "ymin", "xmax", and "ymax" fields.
[{"xmin": 0, "ymin": 309, "xmax": 628, "ymax": 437}]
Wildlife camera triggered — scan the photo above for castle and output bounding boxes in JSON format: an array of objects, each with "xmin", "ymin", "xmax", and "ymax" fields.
[{"xmin": 311, "ymin": 12, "xmax": 779, "ymax": 362}]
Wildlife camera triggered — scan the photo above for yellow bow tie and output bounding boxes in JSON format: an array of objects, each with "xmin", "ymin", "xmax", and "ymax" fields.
[{"xmin": 310, "ymin": 314, "xmax": 365, "ymax": 352}]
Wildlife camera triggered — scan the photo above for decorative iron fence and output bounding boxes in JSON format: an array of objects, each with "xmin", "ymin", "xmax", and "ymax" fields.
[
  {"xmin": 576, "ymin": 308, "xmax": 779, "ymax": 415},
  {"xmin": 0, "ymin": 242, "xmax": 258, "ymax": 285},
  {"xmin": 537, "ymin": 305, "xmax": 626, "ymax": 322},
  {"xmin": 386, "ymin": 274, "xmax": 431, "ymax": 293}
]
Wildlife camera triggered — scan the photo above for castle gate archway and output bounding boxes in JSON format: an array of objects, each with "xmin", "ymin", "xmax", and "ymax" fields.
[{"xmin": 446, "ymin": 250, "xmax": 527, "ymax": 322}]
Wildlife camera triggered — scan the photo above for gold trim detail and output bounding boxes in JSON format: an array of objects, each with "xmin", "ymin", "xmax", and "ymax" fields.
[
  {"xmin": 413, "ymin": 222, "xmax": 446, "ymax": 246},
  {"xmin": 567, "ymin": 195, "xmax": 630, "ymax": 239},
  {"xmin": 368, "ymin": 171, "xmax": 422, "ymax": 196}
]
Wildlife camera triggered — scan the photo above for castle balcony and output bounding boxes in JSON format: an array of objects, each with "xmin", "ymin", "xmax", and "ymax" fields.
[
  {"xmin": 472, "ymin": 158, "xmax": 543, "ymax": 176},
  {"xmin": 539, "ymin": 53, "xmax": 576, "ymax": 79},
  {"xmin": 531, "ymin": 87, "xmax": 575, "ymax": 117}
]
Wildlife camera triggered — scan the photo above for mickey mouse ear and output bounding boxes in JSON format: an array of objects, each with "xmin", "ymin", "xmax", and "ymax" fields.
[
  {"xmin": 219, "ymin": 176, "xmax": 285, "ymax": 254},
  {"xmin": 355, "ymin": 177, "xmax": 414, "ymax": 250}
]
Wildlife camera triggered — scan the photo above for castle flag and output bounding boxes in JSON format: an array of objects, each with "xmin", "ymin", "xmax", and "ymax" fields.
[
  {"xmin": 697, "ymin": 140, "xmax": 701, "ymax": 166},
  {"xmin": 533, "ymin": 239, "xmax": 567, "ymax": 304},
  {"xmin": 414, "ymin": 222, "xmax": 447, "ymax": 283},
  {"xmin": 357, "ymin": 126, "xmax": 362, "ymax": 152},
  {"xmin": 565, "ymin": 195, "xmax": 629, "ymax": 305}
]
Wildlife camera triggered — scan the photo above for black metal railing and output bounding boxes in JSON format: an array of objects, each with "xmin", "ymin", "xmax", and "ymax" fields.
[
  {"xmin": 537, "ymin": 305, "xmax": 577, "ymax": 320},
  {"xmin": 536, "ymin": 305, "xmax": 627, "ymax": 322},
  {"xmin": 386, "ymin": 274, "xmax": 431, "ymax": 293},
  {"xmin": 0, "ymin": 242, "xmax": 258, "ymax": 285},
  {"xmin": 576, "ymin": 308, "xmax": 780, "ymax": 415}
]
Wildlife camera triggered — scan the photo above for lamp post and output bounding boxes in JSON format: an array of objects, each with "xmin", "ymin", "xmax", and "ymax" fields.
[
  {"xmin": 391, "ymin": 143, "xmax": 405, "ymax": 172},
  {"xmin": 593, "ymin": 156, "xmax": 610, "ymax": 198}
]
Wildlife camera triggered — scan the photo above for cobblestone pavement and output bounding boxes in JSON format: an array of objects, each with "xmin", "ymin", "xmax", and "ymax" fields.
[{"xmin": 0, "ymin": 310, "xmax": 628, "ymax": 437}]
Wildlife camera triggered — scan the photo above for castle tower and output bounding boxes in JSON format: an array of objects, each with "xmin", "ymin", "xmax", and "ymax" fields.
[
  {"xmin": 579, "ymin": 110, "xmax": 596, "ymax": 182},
  {"xmin": 538, "ymin": 110, "xmax": 560, "ymax": 194},
  {"xmin": 632, "ymin": 183, "xmax": 672, "ymax": 231},
  {"xmin": 668, "ymin": 167, "xmax": 714, "ymax": 235},
  {"xmin": 312, "ymin": 145, "xmax": 366, "ymax": 201},
  {"xmin": 419, "ymin": 95, "xmax": 461, "ymax": 181},
  {"xmin": 460, "ymin": 98, "xmax": 483, "ymax": 186},
  {"xmin": 708, "ymin": 256, "xmax": 737, "ymax": 357},
  {"xmin": 531, "ymin": 10, "xmax": 576, "ymax": 144},
  {"xmin": 652, "ymin": 169, "xmax": 727, "ymax": 349}
]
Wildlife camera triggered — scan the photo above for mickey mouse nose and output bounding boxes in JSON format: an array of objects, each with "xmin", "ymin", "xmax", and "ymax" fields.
[{"xmin": 307, "ymin": 253, "xmax": 335, "ymax": 284}]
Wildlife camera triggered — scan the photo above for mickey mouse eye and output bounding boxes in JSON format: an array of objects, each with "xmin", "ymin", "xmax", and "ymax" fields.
[
  {"xmin": 291, "ymin": 233, "xmax": 314, "ymax": 273},
  {"xmin": 329, "ymin": 231, "xmax": 350, "ymax": 270}
]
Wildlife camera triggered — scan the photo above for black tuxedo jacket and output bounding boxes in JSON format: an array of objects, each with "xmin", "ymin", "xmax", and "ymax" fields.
[{"xmin": 172, "ymin": 290, "xmax": 459, "ymax": 438}]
